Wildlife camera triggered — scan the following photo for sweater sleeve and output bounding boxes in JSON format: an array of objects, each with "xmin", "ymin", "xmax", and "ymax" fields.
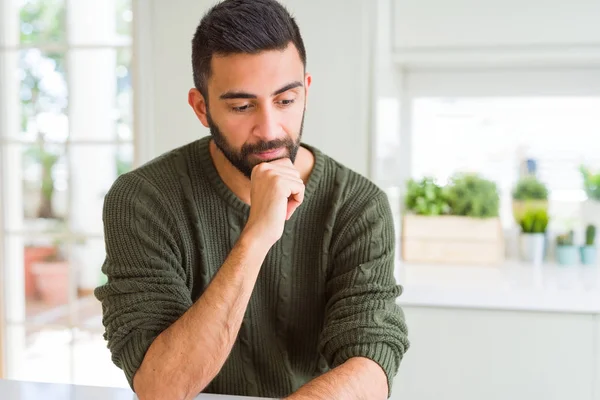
[
  {"xmin": 318, "ymin": 191, "xmax": 410, "ymax": 398},
  {"xmin": 94, "ymin": 172, "xmax": 193, "ymax": 390}
]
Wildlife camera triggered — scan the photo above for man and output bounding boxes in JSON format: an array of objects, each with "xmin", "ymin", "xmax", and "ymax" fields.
[{"xmin": 95, "ymin": 0, "xmax": 409, "ymax": 399}]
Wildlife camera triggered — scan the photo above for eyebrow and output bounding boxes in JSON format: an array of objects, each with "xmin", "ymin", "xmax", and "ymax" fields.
[{"xmin": 219, "ymin": 81, "xmax": 303, "ymax": 100}]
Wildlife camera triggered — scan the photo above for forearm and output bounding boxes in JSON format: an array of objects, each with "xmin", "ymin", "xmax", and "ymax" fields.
[
  {"xmin": 285, "ymin": 357, "xmax": 388, "ymax": 400},
  {"xmin": 134, "ymin": 231, "xmax": 269, "ymax": 400}
]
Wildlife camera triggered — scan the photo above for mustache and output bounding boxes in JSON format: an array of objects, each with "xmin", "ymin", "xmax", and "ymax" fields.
[{"xmin": 241, "ymin": 138, "xmax": 294, "ymax": 156}]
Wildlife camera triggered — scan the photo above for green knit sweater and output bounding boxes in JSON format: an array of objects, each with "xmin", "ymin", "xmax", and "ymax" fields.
[{"xmin": 94, "ymin": 136, "xmax": 409, "ymax": 398}]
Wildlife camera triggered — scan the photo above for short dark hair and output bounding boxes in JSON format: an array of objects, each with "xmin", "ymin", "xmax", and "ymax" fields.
[{"xmin": 191, "ymin": 0, "xmax": 307, "ymax": 101}]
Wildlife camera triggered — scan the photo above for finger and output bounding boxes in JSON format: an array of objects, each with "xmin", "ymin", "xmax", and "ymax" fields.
[
  {"xmin": 285, "ymin": 180, "xmax": 305, "ymax": 219},
  {"xmin": 269, "ymin": 158, "xmax": 295, "ymax": 168},
  {"xmin": 252, "ymin": 159, "xmax": 300, "ymax": 180},
  {"xmin": 286, "ymin": 179, "xmax": 305, "ymax": 203},
  {"xmin": 268, "ymin": 161, "xmax": 301, "ymax": 178},
  {"xmin": 259, "ymin": 164, "xmax": 301, "ymax": 182},
  {"xmin": 272, "ymin": 169, "xmax": 303, "ymax": 182},
  {"xmin": 286, "ymin": 199, "xmax": 301, "ymax": 220}
]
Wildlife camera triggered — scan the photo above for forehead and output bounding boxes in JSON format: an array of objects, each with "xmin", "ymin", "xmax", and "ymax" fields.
[{"xmin": 208, "ymin": 43, "xmax": 305, "ymax": 95}]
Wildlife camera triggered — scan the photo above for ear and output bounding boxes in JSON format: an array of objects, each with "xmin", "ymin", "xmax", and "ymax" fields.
[
  {"xmin": 304, "ymin": 73, "xmax": 312, "ymax": 108},
  {"xmin": 188, "ymin": 88, "xmax": 209, "ymax": 128}
]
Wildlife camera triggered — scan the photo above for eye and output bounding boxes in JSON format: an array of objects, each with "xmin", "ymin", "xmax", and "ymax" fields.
[
  {"xmin": 231, "ymin": 104, "xmax": 253, "ymax": 113},
  {"xmin": 278, "ymin": 99, "xmax": 295, "ymax": 106}
]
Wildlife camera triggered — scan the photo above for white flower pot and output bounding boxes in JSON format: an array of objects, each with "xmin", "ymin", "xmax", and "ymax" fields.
[{"xmin": 520, "ymin": 233, "xmax": 546, "ymax": 265}]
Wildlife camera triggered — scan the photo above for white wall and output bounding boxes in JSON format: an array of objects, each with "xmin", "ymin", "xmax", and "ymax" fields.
[
  {"xmin": 391, "ymin": 0, "xmax": 600, "ymax": 68},
  {"xmin": 393, "ymin": 0, "xmax": 600, "ymax": 49},
  {"xmin": 140, "ymin": 0, "xmax": 208, "ymax": 159},
  {"xmin": 139, "ymin": 0, "xmax": 374, "ymax": 177}
]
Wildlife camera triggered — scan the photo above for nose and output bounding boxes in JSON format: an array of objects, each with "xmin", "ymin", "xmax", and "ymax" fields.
[{"xmin": 253, "ymin": 104, "xmax": 280, "ymax": 142}]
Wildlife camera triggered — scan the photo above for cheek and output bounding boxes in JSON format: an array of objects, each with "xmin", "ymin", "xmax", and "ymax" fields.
[
  {"xmin": 221, "ymin": 116, "xmax": 252, "ymax": 147},
  {"xmin": 283, "ymin": 106, "xmax": 304, "ymax": 132}
]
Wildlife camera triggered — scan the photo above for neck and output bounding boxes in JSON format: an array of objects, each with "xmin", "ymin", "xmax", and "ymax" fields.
[{"xmin": 208, "ymin": 139, "xmax": 314, "ymax": 206}]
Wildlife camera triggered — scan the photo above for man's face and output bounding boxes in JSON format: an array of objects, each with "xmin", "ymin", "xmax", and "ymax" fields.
[{"xmin": 199, "ymin": 43, "xmax": 310, "ymax": 178}]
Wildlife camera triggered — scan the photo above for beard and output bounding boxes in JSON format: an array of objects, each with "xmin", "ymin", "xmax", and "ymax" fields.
[{"xmin": 207, "ymin": 110, "xmax": 305, "ymax": 179}]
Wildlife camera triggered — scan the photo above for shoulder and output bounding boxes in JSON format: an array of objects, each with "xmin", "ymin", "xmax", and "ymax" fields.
[
  {"xmin": 103, "ymin": 141, "xmax": 205, "ymax": 233},
  {"xmin": 106, "ymin": 139, "xmax": 203, "ymax": 206},
  {"xmin": 308, "ymin": 144, "xmax": 389, "ymax": 215},
  {"xmin": 130, "ymin": 139, "xmax": 202, "ymax": 189}
]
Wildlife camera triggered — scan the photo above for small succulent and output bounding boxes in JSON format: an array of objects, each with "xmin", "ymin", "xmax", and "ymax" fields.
[
  {"xmin": 585, "ymin": 225, "xmax": 596, "ymax": 246},
  {"xmin": 556, "ymin": 230, "xmax": 575, "ymax": 247}
]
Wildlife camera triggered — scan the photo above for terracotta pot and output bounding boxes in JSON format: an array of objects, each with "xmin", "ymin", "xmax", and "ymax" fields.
[
  {"xmin": 31, "ymin": 261, "xmax": 70, "ymax": 305},
  {"xmin": 23, "ymin": 246, "xmax": 56, "ymax": 299}
]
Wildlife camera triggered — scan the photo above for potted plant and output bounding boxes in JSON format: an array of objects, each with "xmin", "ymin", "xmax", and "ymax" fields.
[
  {"xmin": 581, "ymin": 225, "xmax": 597, "ymax": 266},
  {"xmin": 555, "ymin": 230, "xmax": 578, "ymax": 266},
  {"xmin": 512, "ymin": 176, "xmax": 549, "ymax": 222},
  {"xmin": 444, "ymin": 173, "xmax": 500, "ymax": 219},
  {"xmin": 580, "ymin": 165, "xmax": 600, "ymax": 230},
  {"xmin": 30, "ymin": 240, "xmax": 70, "ymax": 306},
  {"xmin": 23, "ymin": 136, "xmax": 64, "ymax": 301},
  {"xmin": 402, "ymin": 173, "xmax": 504, "ymax": 265},
  {"xmin": 404, "ymin": 177, "xmax": 450, "ymax": 216},
  {"xmin": 518, "ymin": 208, "xmax": 549, "ymax": 265}
]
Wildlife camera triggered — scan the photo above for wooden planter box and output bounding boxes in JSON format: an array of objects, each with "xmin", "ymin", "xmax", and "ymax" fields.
[{"xmin": 401, "ymin": 215, "xmax": 505, "ymax": 265}]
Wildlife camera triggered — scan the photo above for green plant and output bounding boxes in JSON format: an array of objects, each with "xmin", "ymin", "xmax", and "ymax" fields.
[
  {"xmin": 404, "ymin": 177, "xmax": 450, "ymax": 216},
  {"xmin": 580, "ymin": 165, "xmax": 600, "ymax": 201},
  {"xmin": 24, "ymin": 133, "xmax": 60, "ymax": 219},
  {"xmin": 512, "ymin": 176, "xmax": 549, "ymax": 201},
  {"xmin": 556, "ymin": 230, "xmax": 575, "ymax": 246},
  {"xmin": 20, "ymin": 1, "xmax": 66, "ymax": 44},
  {"xmin": 444, "ymin": 173, "xmax": 500, "ymax": 218},
  {"xmin": 586, "ymin": 225, "xmax": 596, "ymax": 246},
  {"xmin": 518, "ymin": 209, "xmax": 549, "ymax": 234}
]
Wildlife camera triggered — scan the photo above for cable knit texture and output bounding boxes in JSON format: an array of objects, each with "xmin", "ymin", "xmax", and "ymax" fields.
[{"xmin": 94, "ymin": 136, "xmax": 409, "ymax": 398}]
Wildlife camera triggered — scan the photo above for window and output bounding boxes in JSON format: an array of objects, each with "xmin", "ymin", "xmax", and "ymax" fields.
[
  {"xmin": 0, "ymin": 0, "xmax": 134, "ymax": 387},
  {"xmin": 411, "ymin": 97, "xmax": 600, "ymax": 230}
]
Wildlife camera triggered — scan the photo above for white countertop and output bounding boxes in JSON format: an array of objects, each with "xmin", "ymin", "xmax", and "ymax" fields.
[
  {"xmin": 395, "ymin": 260, "xmax": 600, "ymax": 314},
  {"xmin": 0, "ymin": 380, "xmax": 271, "ymax": 400}
]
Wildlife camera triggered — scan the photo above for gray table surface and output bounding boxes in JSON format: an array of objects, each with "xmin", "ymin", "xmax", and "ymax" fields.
[{"xmin": 0, "ymin": 379, "xmax": 271, "ymax": 399}]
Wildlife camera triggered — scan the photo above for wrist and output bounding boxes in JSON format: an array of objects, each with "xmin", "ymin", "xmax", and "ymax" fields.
[{"xmin": 238, "ymin": 228, "xmax": 272, "ymax": 258}]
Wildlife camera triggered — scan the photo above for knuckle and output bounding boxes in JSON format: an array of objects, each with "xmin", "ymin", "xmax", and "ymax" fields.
[
  {"xmin": 255, "ymin": 163, "xmax": 270, "ymax": 173},
  {"xmin": 265, "ymin": 169, "xmax": 278, "ymax": 179}
]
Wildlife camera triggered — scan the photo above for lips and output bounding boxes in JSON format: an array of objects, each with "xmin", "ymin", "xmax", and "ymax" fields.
[{"xmin": 253, "ymin": 148, "xmax": 285, "ymax": 160}]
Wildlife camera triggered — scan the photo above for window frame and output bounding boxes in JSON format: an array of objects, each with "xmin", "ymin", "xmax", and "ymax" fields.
[{"xmin": 0, "ymin": 0, "xmax": 152, "ymax": 383}]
